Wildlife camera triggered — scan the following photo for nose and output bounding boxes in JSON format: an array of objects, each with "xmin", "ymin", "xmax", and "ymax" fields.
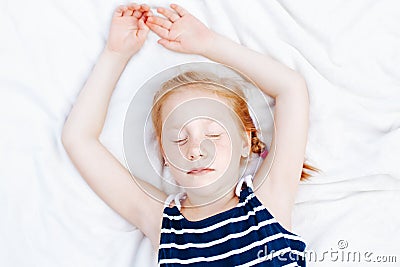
[{"xmin": 186, "ymin": 138, "xmax": 206, "ymax": 161}]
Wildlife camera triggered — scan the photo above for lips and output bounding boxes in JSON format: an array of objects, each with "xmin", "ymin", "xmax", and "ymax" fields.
[{"xmin": 187, "ymin": 168, "xmax": 215, "ymax": 175}]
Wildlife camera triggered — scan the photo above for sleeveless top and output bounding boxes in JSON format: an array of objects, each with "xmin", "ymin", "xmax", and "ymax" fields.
[{"xmin": 158, "ymin": 175, "xmax": 307, "ymax": 266}]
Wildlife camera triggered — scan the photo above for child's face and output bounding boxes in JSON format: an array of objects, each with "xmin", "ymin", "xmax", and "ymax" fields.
[{"xmin": 160, "ymin": 88, "xmax": 249, "ymax": 196}]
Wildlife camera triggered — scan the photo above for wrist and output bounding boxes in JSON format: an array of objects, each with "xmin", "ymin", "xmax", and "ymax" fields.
[
  {"xmin": 199, "ymin": 30, "xmax": 220, "ymax": 58},
  {"xmin": 102, "ymin": 46, "xmax": 132, "ymax": 65}
]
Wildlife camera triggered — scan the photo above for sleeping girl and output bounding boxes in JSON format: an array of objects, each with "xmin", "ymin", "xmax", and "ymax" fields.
[{"xmin": 62, "ymin": 3, "xmax": 319, "ymax": 266}]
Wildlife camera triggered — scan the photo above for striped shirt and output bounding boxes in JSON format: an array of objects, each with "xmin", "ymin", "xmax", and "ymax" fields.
[{"xmin": 158, "ymin": 180, "xmax": 307, "ymax": 266}]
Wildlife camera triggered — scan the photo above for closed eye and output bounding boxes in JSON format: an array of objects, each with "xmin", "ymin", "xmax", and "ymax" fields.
[
  {"xmin": 173, "ymin": 137, "xmax": 188, "ymax": 145},
  {"xmin": 206, "ymin": 134, "xmax": 221, "ymax": 138},
  {"xmin": 173, "ymin": 134, "xmax": 222, "ymax": 145}
]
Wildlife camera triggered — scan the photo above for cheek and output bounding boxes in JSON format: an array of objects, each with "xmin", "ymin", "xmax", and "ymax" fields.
[
  {"xmin": 216, "ymin": 138, "xmax": 231, "ymax": 154},
  {"xmin": 214, "ymin": 135, "xmax": 236, "ymax": 161},
  {"xmin": 168, "ymin": 167, "xmax": 185, "ymax": 185}
]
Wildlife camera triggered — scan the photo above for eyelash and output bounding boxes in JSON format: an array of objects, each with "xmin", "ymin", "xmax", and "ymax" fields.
[
  {"xmin": 173, "ymin": 134, "xmax": 221, "ymax": 145},
  {"xmin": 173, "ymin": 138, "xmax": 187, "ymax": 145},
  {"xmin": 207, "ymin": 134, "xmax": 221, "ymax": 138}
]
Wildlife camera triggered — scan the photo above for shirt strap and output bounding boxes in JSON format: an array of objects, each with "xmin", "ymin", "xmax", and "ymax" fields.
[
  {"xmin": 163, "ymin": 192, "xmax": 187, "ymax": 211},
  {"xmin": 235, "ymin": 174, "xmax": 254, "ymax": 197}
]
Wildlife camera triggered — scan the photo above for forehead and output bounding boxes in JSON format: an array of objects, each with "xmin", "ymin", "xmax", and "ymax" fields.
[
  {"xmin": 162, "ymin": 88, "xmax": 224, "ymax": 111},
  {"xmin": 160, "ymin": 88, "xmax": 239, "ymax": 131}
]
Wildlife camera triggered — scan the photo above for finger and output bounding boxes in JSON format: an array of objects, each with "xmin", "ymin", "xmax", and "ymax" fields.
[
  {"xmin": 132, "ymin": 10, "xmax": 142, "ymax": 18},
  {"xmin": 127, "ymin": 3, "xmax": 142, "ymax": 18},
  {"xmin": 146, "ymin": 16, "xmax": 172, "ymax": 30},
  {"xmin": 138, "ymin": 17, "xmax": 149, "ymax": 31},
  {"xmin": 158, "ymin": 39, "xmax": 182, "ymax": 52},
  {"xmin": 127, "ymin": 2, "xmax": 143, "ymax": 17},
  {"xmin": 143, "ymin": 10, "xmax": 153, "ymax": 17},
  {"xmin": 128, "ymin": 3, "xmax": 149, "ymax": 13},
  {"xmin": 146, "ymin": 21, "xmax": 169, "ymax": 39},
  {"xmin": 114, "ymin": 5, "xmax": 126, "ymax": 17},
  {"xmin": 141, "ymin": 12, "xmax": 152, "ymax": 24},
  {"xmin": 157, "ymin": 7, "xmax": 180, "ymax": 22},
  {"xmin": 127, "ymin": 3, "xmax": 140, "ymax": 10},
  {"xmin": 123, "ymin": 7, "xmax": 133, "ymax": 16},
  {"xmin": 138, "ymin": 18, "xmax": 149, "ymax": 39},
  {"xmin": 170, "ymin": 4, "xmax": 188, "ymax": 17},
  {"xmin": 139, "ymin": 4, "xmax": 151, "ymax": 12}
]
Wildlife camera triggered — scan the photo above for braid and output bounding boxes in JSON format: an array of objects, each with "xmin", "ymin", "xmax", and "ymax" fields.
[{"xmin": 250, "ymin": 131, "xmax": 266, "ymax": 155}]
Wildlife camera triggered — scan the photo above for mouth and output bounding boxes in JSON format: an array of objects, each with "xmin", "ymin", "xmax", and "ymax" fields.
[{"xmin": 187, "ymin": 168, "xmax": 215, "ymax": 175}]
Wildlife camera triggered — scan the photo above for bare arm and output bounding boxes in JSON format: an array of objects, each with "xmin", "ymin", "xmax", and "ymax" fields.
[
  {"xmin": 62, "ymin": 4, "xmax": 165, "ymax": 251},
  {"xmin": 202, "ymin": 30, "xmax": 309, "ymax": 231},
  {"xmin": 147, "ymin": 4, "xmax": 309, "ymax": 230},
  {"xmin": 62, "ymin": 49, "xmax": 128, "ymax": 140}
]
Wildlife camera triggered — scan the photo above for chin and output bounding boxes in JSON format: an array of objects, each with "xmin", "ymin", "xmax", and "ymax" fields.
[{"xmin": 173, "ymin": 172, "xmax": 221, "ymax": 189}]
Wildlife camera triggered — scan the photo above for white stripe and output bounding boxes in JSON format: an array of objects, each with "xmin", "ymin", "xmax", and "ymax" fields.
[
  {"xmin": 160, "ymin": 229, "xmax": 305, "ymax": 252},
  {"xmin": 235, "ymin": 194, "xmax": 307, "ymax": 245},
  {"xmin": 161, "ymin": 193, "xmax": 256, "ymax": 231},
  {"xmin": 238, "ymin": 192, "xmax": 255, "ymax": 207},
  {"xmin": 159, "ymin": 217, "xmax": 276, "ymax": 249},
  {"xmin": 162, "ymin": 192, "xmax": 255, "ymax": 220},
  {"xmin": 162, "ymin": 213, "xmax": 185, "ymax": 220},
  {"xmin": 282, "ymin": 262, "xmax": 299, "ymax": 267},
  {"xmin": 159, "ymin": 232, "xmax": 304, "ymax": 265},
  {"xmin": 162, "ymin": 203, "xmax": 306, "ymax": 246},
  {"xmin": 161, "ymin": 205, "xmax": 266, "ymax": 234}
]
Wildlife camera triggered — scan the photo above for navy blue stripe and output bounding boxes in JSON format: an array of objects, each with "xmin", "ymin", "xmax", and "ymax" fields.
[{"xmin": 158, "ymin": 185, "xmax": 307, "ymax": 266}]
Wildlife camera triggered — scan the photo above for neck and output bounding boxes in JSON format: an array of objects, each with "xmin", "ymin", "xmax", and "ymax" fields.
[
  {"xmin": 179, "ymin": 168, "xmax": 243, "ymax": 213},
  {"xmin": 183, "ymin": 186, "xmax": 237, "ymax": 210}
]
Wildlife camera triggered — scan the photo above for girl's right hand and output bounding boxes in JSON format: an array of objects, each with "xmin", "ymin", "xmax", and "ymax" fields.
[
  {"xmin": 105, "ymin": 3, "xmax": 152, "ymax": 60},
  {"xmin": 145, "ymin": 4, "xmax": 216, "ymax": 56}
]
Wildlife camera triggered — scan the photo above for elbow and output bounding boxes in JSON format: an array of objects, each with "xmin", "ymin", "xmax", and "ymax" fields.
[
  {"xmin": 277, "ymin": 75, "xmax": 309, "ymax": 104},
  {"xmin": 61, "ymin": 128, "xmax": 81, "ymax": 149},
  {"xmin": 61, "ymin": 130, "xmax": 97, "ymax": 149},
  {"xmin": 61, "ymin": 131, "xmax": 74, "ymax": 149},
  {"xmin": 61, "ymin": 119, "xmax": 74, "ymax": 147}
]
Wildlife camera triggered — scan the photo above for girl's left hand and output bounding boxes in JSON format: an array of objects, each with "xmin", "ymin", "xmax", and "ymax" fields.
[
  {"xmin": 145, "ymin": 4, "xmax": 215, "ymax": 56},
  {"xmin": 105, "ymin": 3, "xmax": 153, "ymax": 59}
]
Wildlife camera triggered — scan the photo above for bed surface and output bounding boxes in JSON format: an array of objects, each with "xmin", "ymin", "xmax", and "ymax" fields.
[{"xmin": 1, "ymin": 1, "xmax": 399, "ymax": 266}]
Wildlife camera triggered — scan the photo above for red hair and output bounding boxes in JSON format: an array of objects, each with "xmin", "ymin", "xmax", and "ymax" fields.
[{"xmin": 151, "ymin": 71, "xmax": 320, "ymax": 181}]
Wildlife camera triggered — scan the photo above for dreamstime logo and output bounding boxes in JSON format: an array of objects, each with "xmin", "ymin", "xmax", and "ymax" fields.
[
  {"xmin": 256, "ymin": 243, "xmax": 305, "ymax": 263},
  {"xmin": 337, "ymin": 239, "xmax": 348, "ymax": 249},
  {"xmin": 305, "ymin": 240, "xmax": 398, "ymax": 263},
  {"xmin": 256, "ymin": 240, "xmax": 398, "ymax": 264}
]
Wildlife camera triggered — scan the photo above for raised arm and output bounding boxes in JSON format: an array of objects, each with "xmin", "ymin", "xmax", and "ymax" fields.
[
  {"xmin": 62, "ymin": 4, "xmax": 166, "ymax": 251},
  {"xmin": 146, "ymin": 4, "xmax": 309, "ymax": 230},
  {"xmin": 201, "ymin": 18, "xmax": 309, "ymax": 232}
]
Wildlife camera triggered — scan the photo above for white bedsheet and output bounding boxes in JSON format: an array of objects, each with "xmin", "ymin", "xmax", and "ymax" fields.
[{"xmin": 1, "ymin": 0, "xmax": 400, "ymax": 266}]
